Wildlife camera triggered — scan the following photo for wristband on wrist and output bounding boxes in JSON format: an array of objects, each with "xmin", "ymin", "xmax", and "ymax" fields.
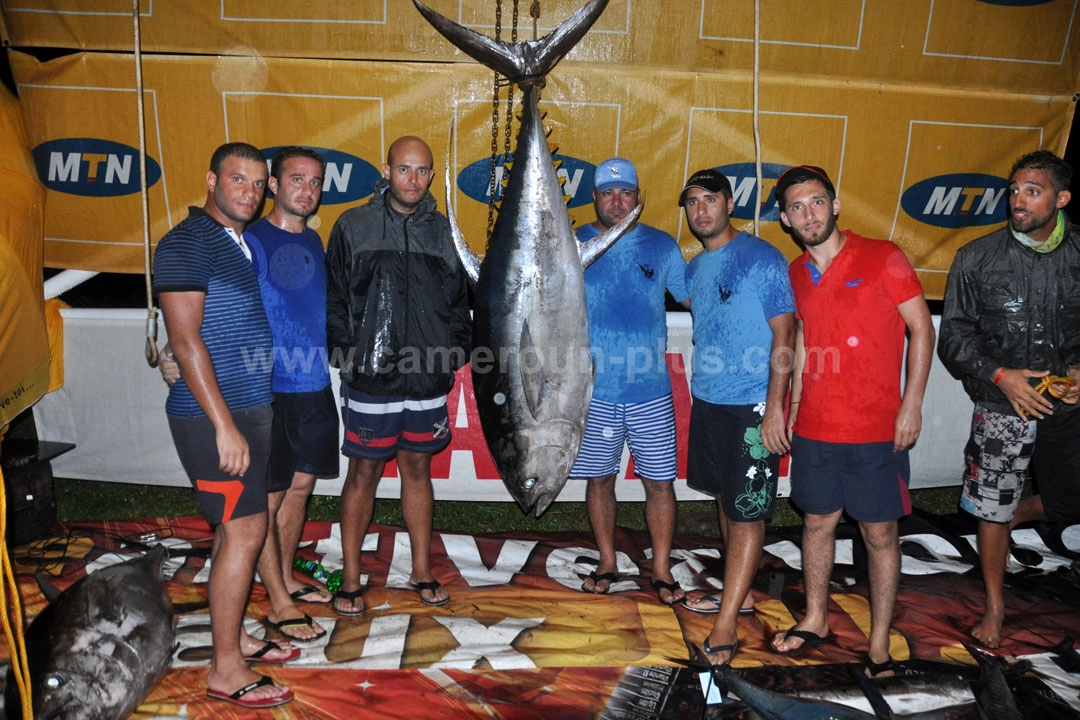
[{"xmin": 992, "ymin": 368, "xmax": 1006, "ymax": 385}]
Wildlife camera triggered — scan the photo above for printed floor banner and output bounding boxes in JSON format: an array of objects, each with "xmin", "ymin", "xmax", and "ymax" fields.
[{"xmin": 5, "ymin": 514, "xmax": 1080, "ymax": 718}]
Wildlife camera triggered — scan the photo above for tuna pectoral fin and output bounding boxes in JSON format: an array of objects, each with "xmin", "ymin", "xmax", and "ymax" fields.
[
  {"xmin": 443, "ymin": 119, "xmax": 480, "ymax": 283},
  {"xmin": 518, "ymin": 320, "xmax": 545, "ymax": 420},
  {"xmin": 579, "ymin": 202, "xmax": 643, "ymax": 268}
]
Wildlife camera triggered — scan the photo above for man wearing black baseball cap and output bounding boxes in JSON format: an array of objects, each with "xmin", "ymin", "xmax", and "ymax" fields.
[
  {"xmin": 771, "ymin": 165, "xmax": 934, "ymax": 677},
  {"xmin": 678, "ymin": 167, "xmax": 795, "ymax": 666}
]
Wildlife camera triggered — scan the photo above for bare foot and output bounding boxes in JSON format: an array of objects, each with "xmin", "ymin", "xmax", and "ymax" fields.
[{"xmin": 970, "ymin": 610, "xmax": 1003, "ymax": 649}]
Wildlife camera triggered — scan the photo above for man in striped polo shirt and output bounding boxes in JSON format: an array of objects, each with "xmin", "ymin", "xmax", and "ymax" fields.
[{"xmin": 153, "ymin": 142, "xmax": 294, "ymax": 709}]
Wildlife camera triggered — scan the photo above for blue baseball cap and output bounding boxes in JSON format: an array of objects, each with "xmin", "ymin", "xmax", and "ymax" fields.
[{"xmin": 594, "ymin": 157, "xmax": 639, "ymax": 192}]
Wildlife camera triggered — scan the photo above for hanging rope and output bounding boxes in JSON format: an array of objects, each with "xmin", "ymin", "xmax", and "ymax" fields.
[
  {"xmin": 752, "ymin": 0, "xmax": 762, "ymax": 236},
  {"xmin": 0, "ymin": 463, "xmax": 33, "ymax": 720},
  {"xmin": 134, "ymin": 0, "xmax": 159, "ymax": 367}
]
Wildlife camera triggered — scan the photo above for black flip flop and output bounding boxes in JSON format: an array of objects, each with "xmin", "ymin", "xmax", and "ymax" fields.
[
  {"xmin": 651, "ymin": 578, "xmax": 685, "ymax": 606},
  {"xmin": 333, "ymin": 588, "xmax": 365, "ymax": 617},
  {"xmin": 264, "ymin": 613, "xmax": 327, "ymax": 642},
  {"xmin": 412, "ymin": 580, "xmax": 450, "ymax": 606},
  {"xmin": 580, "ymin": 570, "xmax": 620, "ymax": 594},
  {"xmin": 773, "ymin": 628, "xmax": 835, "ymax": 656}
]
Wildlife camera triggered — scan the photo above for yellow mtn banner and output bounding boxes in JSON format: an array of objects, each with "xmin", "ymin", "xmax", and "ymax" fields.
[
  {"xmin": 4, "ymin": 0, "xmax": 1079, "ymax": 299},
  {"xmin": 0, "ymin": 83, "xmax": 49, "ymax": 428}
]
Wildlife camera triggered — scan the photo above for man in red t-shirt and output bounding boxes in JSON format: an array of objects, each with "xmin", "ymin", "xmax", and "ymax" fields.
[{"xmin": 769, "ymin": 166, "xmax": 935, "ymax": 677}]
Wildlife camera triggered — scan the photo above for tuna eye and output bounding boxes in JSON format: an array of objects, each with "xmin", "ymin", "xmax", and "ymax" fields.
[
  {"xmin": 45, "ymin": 675, "xmax": 63, "ymax": 690},
  {"xmin": 523, "ymin": 478, "xmax": 535, "ymax": 490}
]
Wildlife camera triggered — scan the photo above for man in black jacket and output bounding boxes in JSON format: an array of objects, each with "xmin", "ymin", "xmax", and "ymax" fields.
[
  {"xmin": 325, "ymin": 136, "xmax": 471, "ymax": 615},
  {"xmin": 939, "ymin": 150, "xmax": 1080, "ymax": 648}
]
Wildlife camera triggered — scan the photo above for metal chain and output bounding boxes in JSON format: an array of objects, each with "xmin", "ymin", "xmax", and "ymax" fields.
[
  {"xmin": 486, "ymin": 0, "xmax": 505, "ymax": 240},
  {"xmin": 486, "ymin": 0, "xmax": 524, "ymax": 240},
  {"xmin": 502, "ymin": 2, "xmax": 519, "ymax": 178}
]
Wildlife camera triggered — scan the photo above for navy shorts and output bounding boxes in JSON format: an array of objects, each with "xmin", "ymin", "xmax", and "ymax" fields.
[
  {"xmin": 340, "ymin": 386, "xmax": 451, "ymax": 460},
  {"xmin": 687, "ymin": 399, "xmax": 778, "ymax": 522},
  {"xmin": 269, "ymin": 385, "xmax": 340, "ymax": 492},
  {"xmin": 167, "ymin": 404, "xmax": 272, "ymax": 524},
  {"xmin": 789, "ymin": 434, "xmax": 911, "ymax": 523}
]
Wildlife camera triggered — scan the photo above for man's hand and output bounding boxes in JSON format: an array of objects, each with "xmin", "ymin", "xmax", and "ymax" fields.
[
  {"xmin": 761, "ymin": 405, "xmax": 790, "ymax": 455},
  {"xmin": 158, "ymin": 344, "xmax": 181, "ymax": 385},
  {"xmin": 785, "ymin": 403, "xmax": 799, "ymax": 443},
  {"xmin": 1058, "ymin": 366, "xmax": 1080, "ymax": 405},
  {"xmin": 215, "ymin": 422, "xmax": 250, "ymax": 476},
  {"xmin": 996, "ymin": 368, "xmax": 1054, "ymax": 420},
  {"xmin": 893, "ymin": 400, "xmax": 922, "ymax": 452}
]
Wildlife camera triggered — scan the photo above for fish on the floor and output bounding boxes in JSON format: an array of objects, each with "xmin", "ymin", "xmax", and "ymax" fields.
[{"xmin": 5, "ymin": 545, "xmax": 176, "ymax": 720}]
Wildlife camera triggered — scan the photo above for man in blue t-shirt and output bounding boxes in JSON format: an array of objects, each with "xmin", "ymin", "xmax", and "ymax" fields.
[
  {"xmin": 570, "ymin": 158, "xmax": 690, "ymax": 605},
  {"xmin": 153, "ymin": 142, "xmax": 294, "ymax": 708},
  {"xmin": 247, "ymin": 147, "xmax": 339, "ymax": 639},
  {"xmin": 678, "ymin": 168, "xmax": 795, "ymax": 667}
]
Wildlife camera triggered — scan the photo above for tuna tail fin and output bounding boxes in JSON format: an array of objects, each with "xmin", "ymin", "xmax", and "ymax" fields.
[
  {"xmin": 579, "ymin": 202, "xmax": 642, "ymax": 268},
  {"xmin": 443, "ymin": 118, "xmax": 481, "ymax": 283},
  {"xmin": 413, "ymin": 0, "xmax": 610, "ymax": 83}
]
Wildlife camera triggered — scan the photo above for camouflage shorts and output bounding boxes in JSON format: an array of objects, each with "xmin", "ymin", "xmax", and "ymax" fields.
[{"xmin": 959, "ymin": 404, "xmax": 1036, "ymax": 523}]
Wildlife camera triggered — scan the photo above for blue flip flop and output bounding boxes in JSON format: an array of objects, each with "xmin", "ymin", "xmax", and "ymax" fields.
[{"xmin": 703, "ymin": 638, "xmax": 739, "ymax": 666}]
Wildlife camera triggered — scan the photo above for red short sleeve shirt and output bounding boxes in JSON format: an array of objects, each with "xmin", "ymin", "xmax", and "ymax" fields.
[{"xmin": 789, "ymin": 232, "xmax": 925, "ymax": 443}]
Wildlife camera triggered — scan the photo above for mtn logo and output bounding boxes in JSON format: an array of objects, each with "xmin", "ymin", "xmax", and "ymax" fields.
[
  {"xmin": 261, "ymin": 146, "xmax": 380, "ymax": 205},
  {"xmin": 32, "ymin": 138, "xmax": 162, "ymax": 197},
  {"xmin": 714, "ymin": 163, "xmax": 790, "ymax": 222},
  {"xmin": 901, "ymin": 173, "xmax": 1008, "ymax": 228},
  {"xmin": 457, "ymin": 154, "xmax": 595, "ymax": 208}
]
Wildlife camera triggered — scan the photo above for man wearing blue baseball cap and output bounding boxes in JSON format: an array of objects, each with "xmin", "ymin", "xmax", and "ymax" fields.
[{"xmin": 572, "ymin": 158, "xmax": 690, "ymax": 605}]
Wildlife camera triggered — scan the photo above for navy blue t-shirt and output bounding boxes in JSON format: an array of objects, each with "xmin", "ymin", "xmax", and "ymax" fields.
[{"xmin": 246, "ymin": 217, "xmax": 331, "ymax": 393}]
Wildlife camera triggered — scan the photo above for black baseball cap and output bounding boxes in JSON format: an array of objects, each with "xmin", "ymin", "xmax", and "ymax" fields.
[
  {"xmin": 774, "ymin": 165, "xmax": 836, "ymax": 208},
  {"xmin": 678, "ymin": 169, "xmax": 733, "ymax": 206}
]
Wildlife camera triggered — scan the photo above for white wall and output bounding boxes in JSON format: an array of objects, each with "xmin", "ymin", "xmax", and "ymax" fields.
[{"xmin": 34, "ymin": 309, "xmax": 971, "ymax": 501}]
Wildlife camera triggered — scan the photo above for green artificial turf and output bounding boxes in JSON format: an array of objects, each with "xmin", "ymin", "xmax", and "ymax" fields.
[{"xmin": 51, "ymin": 477, "xmax": 964, "ymax": 533}]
